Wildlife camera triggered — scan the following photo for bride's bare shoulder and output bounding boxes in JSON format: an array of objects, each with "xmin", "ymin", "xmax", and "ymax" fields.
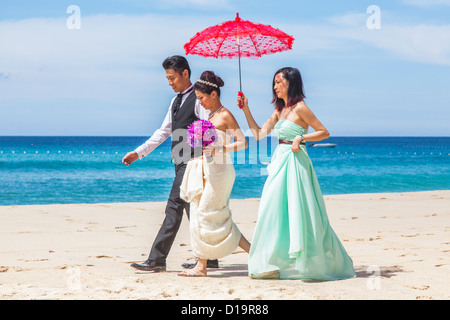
[{"xmin": 221, "ymin": 107, "xmax": 238, "ymax": 122}]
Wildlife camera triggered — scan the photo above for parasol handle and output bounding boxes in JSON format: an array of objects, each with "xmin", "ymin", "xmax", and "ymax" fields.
[
  {"xmin": 236, "ymin": 13, "xmax": 243, "ymax": 108},
  {"xmin": 238, "ymin": 45, "xmax": 242, "ymax": 92},
  {"xmin": 237, "ymin": 33, "xmax": 243, "ymax": 108},
  {"xmin": 238, "ymin": 56, "xmax": 243, "ymax": 108},
  {"xmin": 238, "ymin": 91, "xmax": 244, "ymax": 109}
]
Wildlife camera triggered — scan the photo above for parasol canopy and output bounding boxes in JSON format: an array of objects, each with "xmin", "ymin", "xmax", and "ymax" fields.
[{"xmin": 184, "ymin": 13, "xmax": 294, "ymax": 98}]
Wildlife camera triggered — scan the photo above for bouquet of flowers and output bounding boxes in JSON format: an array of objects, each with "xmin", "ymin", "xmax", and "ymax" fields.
[{"xmin": 187, "ymin": 119, "xmax": 218, "ymax": 162}]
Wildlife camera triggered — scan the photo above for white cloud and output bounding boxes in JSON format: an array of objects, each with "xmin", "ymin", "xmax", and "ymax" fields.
[
  {"xmin": 184, "ymin": 0, "xmax": 231, "ymax": 8},
  {"xmin": 1, "ymin": 10, "xmax": 449, "ymax": 135},
  {"xmin": 0, "ymin": 72, "xmax": 11, "ymax": 79},
  {"xmin": 4, "ymin": 10, "xmax": 448, "ymax": 105},
  {"xmin": 152, "ymin": 0, "xmax": 233, "ymax": 10},
  {"xmin": 364, "ymin": 24, "xmax": 450, "ymax": 65},
  {"xmin": 336, "ymin": 22, "xmax": 450, "ymax": 66},
  {"xmin": 0, "ymin": 13, "xmax": 245, "ymax": 135},
  {"xmin": 281, "ymin": 15, "xmax": 450, "ymax": 66},
  {"xmin": 402, "ymin": 0, "xmax": 450, "ymax": 7},
  {"xmin": 327, "ymin": 12, "xmax": 367, "ymax": 27},
  {"xmin": 0, "ymin": 13, "xmax": 227, "ymax": 101}
]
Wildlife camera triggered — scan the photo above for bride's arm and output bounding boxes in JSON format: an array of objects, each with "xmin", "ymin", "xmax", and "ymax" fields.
[
  {"xmin": 221, "ymin": 110, "xmax": 248, "ymax": 153},
  {"xmin": 238, "ymin": 93, "xmax": 278, "ymax": 141}
]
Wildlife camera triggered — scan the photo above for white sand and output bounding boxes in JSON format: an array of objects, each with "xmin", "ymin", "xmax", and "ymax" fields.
[{"xmin": 1, "ymin": 190, "xmax": 449, "ymax": 300}]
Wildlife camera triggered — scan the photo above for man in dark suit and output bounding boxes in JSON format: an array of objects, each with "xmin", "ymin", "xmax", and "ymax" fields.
[{"xmin": 122, "ymin": 55, "xmax": 218, "ymax": 271}]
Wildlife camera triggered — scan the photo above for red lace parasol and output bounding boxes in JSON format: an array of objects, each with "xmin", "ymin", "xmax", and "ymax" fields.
[{"xmin": 184, "ymin": 13, "xmax": 294, "ymax": 101}]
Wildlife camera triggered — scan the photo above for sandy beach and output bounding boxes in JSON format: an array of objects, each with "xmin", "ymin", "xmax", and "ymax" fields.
[{"xmin": 1, "ymin": 190, "xmax": 449, "ymax": 300}]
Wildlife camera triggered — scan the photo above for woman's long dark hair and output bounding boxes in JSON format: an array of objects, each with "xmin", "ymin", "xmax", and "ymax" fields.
[{"xmin": 272, "ymin": 67, "xmax": 305, "ymax": 111}]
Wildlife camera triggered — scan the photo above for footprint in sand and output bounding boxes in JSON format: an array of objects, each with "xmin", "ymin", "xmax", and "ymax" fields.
[
  {"xmin": 405, "ymin": 284, "xmax": 429, "ymax": 291},
  {"xmin": 416, "ymin": 296, "xmax": 433, "ymax": 300},
  {"xmin": 401, "ymin": 234, "xmax": 419, "ymax": 238},
  {"xmin": 115, "ymin": 225, "xmax": 136, "ymax": 230},
  {"xmin": 20, "ymin": 259, "xmax": 48, "ymax": 262},
  {"xmin": 0, "ymin": 266, "xmax": 28, "ymax": 272},
  {"xmin": 0, "ymin": 266, "xmax": 9, "ymax": 272}
]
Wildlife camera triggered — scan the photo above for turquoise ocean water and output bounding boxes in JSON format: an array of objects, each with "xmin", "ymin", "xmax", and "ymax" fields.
[{"xmin": 0, "ymin": 136, "xmax": 449, "ymax": 206}]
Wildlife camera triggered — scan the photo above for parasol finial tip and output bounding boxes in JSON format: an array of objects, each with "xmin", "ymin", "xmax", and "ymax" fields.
[{"xmin": 236, "ymin": 12, "xmax": 240, "ymax": 20}]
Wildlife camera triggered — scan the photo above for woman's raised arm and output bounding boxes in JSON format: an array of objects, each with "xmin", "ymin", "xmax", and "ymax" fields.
[{"xmin": 238, "ymin": 93, "xmax": 278, "ymax": 141}]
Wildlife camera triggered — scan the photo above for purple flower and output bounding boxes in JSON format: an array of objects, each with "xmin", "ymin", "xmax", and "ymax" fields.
[{"xmin": 187, "ymin": 120, "xmax": 217, "ymax": 148}]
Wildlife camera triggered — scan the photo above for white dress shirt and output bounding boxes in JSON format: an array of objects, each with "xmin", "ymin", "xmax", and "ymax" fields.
[{"xmin": 135, "ymin": 85, "xmax": 210, "ymax": 159}]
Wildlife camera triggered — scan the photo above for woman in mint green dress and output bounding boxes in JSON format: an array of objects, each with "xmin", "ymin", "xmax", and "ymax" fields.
[{"xmin": 239, "ymin": 67, "xmax": 356, "ymax": 280}]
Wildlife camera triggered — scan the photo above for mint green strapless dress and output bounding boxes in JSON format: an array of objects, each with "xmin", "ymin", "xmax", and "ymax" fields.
[{"xmin": 248, "ymin": 120, "xmax": 356, "ymax": 280}]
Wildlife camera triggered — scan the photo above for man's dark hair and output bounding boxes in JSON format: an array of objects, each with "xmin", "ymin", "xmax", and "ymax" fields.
[{"xmin": 162, "ymin": 55, "xmax": 191, "ymax": 78}]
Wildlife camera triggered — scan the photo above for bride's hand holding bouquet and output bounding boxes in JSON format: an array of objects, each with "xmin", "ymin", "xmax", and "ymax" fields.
[{"xmin": 187, "ymin": 119, "xmax": 218, "ymax": 163}]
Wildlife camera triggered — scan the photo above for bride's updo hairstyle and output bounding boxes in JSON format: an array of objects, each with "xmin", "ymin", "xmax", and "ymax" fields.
[
  {"xmin": 194, "ymin": 71, "xmax": 225, "ymax": 97},
  {"xmin": 272, "ymin": 67, "xmax": 305, "ymax": 112}
]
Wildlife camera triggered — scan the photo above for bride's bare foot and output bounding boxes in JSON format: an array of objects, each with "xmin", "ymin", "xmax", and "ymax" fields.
[
  {"xmin": 179, "ymin": 258, "xmax": 207, "ymax": 277},
  {"xmin": 178, "ymin": 268, "xmax": 207, "ymax": 277}
]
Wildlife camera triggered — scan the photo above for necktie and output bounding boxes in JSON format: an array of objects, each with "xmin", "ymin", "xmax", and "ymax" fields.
[
  {"xmin": 173, "ymin": 88, "xmax": 193, "ymax": 118},
  {"xmin": 173, "ymin": 93, "xmax": 183, "ymax": 118}
]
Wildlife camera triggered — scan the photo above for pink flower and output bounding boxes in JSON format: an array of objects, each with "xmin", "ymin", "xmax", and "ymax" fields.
[{"xmin": 187, "ymin": 120, "xmax": 217, "ymax": 148}]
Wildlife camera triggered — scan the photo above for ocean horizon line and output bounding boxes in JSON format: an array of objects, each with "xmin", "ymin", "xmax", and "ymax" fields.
[
  {"xmin": 1, "ymin": 135, "xmax": 449, "ymax": 138},
  {"xmin": 2, "ymin": 136, "xmax": 448, "ymax": 206}
]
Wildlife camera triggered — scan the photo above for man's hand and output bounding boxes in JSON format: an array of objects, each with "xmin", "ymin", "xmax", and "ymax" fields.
[{"xmin": 122, "ymin": 151, "xmax": 139, "ymax": 166}]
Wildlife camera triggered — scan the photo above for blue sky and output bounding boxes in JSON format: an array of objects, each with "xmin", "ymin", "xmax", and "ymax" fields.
[{"xmin": 1, "ymin": 0, "xmax": 449, "ymax": 136}]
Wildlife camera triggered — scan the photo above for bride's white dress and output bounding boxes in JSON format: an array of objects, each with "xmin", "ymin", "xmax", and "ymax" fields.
[{"xmin": 180, "ymin": 130, "xmax": 241, "ymax": 259}]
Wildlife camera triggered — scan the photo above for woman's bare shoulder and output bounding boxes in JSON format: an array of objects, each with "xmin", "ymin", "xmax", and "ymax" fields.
[{"xmin": 294, "ymin": 100, "xmax": 313, "ymax": 115}]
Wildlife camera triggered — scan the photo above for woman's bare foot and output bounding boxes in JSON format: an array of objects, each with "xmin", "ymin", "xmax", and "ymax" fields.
[
  {"xmin": 178, "ymin": 258, "xmax": 207, "ymax": 277},
  {"xmin": 178, "ymin": 268, "xmax": 207, "ymax": 277},
  {"xmin": 250, "ymin": 270, "xmax": 280, "ymax": 279}
]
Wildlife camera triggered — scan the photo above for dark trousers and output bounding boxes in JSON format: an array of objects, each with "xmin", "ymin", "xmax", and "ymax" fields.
[{"xmin": 148, "ymin": 162, "xmax": 190, "ymax": 263}]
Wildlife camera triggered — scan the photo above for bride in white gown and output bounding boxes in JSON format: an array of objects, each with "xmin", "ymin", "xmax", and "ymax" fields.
[{"xmin": 179, "ymin": 71, "xmax": 250, "ymax": 277}]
